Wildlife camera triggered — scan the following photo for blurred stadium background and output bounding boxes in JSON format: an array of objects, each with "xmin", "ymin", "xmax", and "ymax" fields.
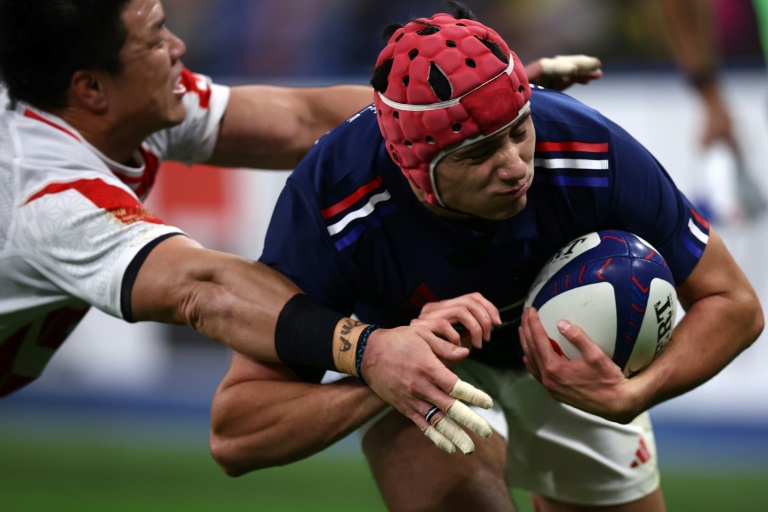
[{"xmin": 3, "ymin": 0, "xmax": 768, "ymax": 510}]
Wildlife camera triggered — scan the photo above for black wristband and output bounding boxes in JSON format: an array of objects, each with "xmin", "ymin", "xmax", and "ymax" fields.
[{"xmin": 275, "ymin": 294, "xmax": 343, "ymax": 371}]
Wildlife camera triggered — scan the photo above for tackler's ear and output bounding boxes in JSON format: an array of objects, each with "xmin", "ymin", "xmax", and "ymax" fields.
[{"xmin": 70, "ymin": 69, "xmax": 108, "ymax": 112}]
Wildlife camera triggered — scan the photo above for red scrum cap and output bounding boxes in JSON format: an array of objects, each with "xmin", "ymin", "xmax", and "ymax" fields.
[{"xmin": 373, "ymin": 11, "xmax": 532, "ymax": 207}]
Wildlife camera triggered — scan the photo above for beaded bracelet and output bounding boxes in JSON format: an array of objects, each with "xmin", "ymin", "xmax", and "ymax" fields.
[{"xmin": 355, "ymin": 324, "xmax": 381, "ymax": 385}]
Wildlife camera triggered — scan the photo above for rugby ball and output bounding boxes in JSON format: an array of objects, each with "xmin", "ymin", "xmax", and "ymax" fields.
[{"xmin": 524, "ymin": 230, "xmax": 677, "ymax": 377}]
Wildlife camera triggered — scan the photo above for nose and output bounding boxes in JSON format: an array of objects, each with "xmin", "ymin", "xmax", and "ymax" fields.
[
  {"xmin": 494, "ymin": 143, "xmax": 528, "ymax": 182},
  {"xmin": 168, "ymin": 30, "xmax": 187, "ymax": 62}
]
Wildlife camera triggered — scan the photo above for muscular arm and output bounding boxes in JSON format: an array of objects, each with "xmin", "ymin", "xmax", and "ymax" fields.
[
  {"xmin": 130, "ymin": 236, "xmax": 494, "ymax": 452},
  {"xmin": 130, "ymin": 235, "xmax": 298, "ymax": 361},
  {"xmin": 629, "ymin": 229, "xmax": 763, "ymax": 411},
  {"xmin": 207, "ymin": 84, "xmax": 373, "ymax": 169},
  {"xmin": 210, "ymin": 353, "xmax": 386, "ymax": 476}
]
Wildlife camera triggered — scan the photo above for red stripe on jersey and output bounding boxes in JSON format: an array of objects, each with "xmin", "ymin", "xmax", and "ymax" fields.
[
  {"xmin": 24, "ymin": 178, "xmax": 166, "ymax": 225},
  {"xmin": 416, "ymin": 284, "xmax": 438, "ymax": 303},
  {"xmin": 321, "ymin": 177, "xmax": 384, "ymax": 219},
  {"xmin": 24, "ymin": 109, "xmax": 81, "ymax": 142},
  {"xmin": 535, "ymin": 141, "xmax": 608, "ymax": 153},
  {"xmin": 690, "ymin": 208, "xmax": 710, "ymax": 230},
  {"xmin": 180, "ymin": 68, "xmax": 211, "ymax": 109},
  {"xmin": 407, "ymin": 294, "xmax": 426, "ymax": 308},
  {"xmin": 132, "ymin": 147, "xmax": 161, "ymax": 199}
]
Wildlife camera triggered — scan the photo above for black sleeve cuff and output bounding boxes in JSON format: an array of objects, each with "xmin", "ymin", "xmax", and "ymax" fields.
[{"xmin": 120, "ymin": 232, "xmax": 186, "ymax": 322}]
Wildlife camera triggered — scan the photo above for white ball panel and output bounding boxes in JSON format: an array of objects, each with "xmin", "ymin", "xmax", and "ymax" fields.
[
  {"xmin": 627, "ymin": 279, "xmax": 678, "ymax": 375},
  {"xmin": 537, "ymin": 281, "xmax": 618, "ymax": 360},
  {"xmin": 525, "ymin": 232, "xmax": 602, "ymax": 306}
]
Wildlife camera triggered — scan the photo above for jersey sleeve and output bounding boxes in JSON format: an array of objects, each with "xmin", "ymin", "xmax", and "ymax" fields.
[
  {"xmin": 259, "ymin": 177, "xmax": 359, "ymax": 315},
  {"xmin": 147, "ymin": 69, "xmax": 231, "ymax": 164},
  {"xmin": 605, "ymin": 118, "xmax": 710, "ymax": 285},
  {"xmin": 12, "ymin": 176, "xmax": 185, "ymax": 319}
]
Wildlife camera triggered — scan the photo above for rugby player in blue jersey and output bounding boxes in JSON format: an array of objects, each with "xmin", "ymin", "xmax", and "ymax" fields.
[{"xmin": 210, "ymin": 4, "xmax": 763, "ymax": 511}]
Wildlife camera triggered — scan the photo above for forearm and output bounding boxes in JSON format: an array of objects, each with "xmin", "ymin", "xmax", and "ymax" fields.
[
  {"xmin": 131, "ymin": 237, "xmax": 300, "ymax": 362},
  {"xmin": 632, "ymin": 284, "xmax": 763, "ymax": 413},
  {"xmin": 209, "ymin": 84, "xmax": 373, "ymax": 169},
  {"xmin": 210, "ymin": 377, "xmax": 386, "ymax": 475}
]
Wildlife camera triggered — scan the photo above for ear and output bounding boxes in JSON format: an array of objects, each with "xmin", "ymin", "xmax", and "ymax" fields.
[{"xmin": 70, "ymin": 70, "xmax": 108, "ymax": 112}]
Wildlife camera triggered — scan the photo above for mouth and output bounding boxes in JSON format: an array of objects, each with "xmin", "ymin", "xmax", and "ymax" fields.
[
  {"xmin": 498, "ymin": 176, "xmax": 531, "ymax": 199},
  {"xmin": 173, "ymin": 75, "xmax": 186, "ymax": 96}
]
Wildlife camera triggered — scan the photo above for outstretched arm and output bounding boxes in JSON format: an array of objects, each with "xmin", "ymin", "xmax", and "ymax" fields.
[
  {"xmin": 205, "ymin": 56, "xmax": 602, "ymax": 171},
  {"xmin": 207, "ymin": 84, "xmax": 373, "ymax": 169},
  {"xmin": 130, "ymin": 237, "xmax": 496, "ymax": 453}
]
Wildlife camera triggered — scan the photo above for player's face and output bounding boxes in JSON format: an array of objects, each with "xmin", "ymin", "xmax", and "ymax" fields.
[
  {"xmin": 104, "ymin": 0, "xmax": 187, "ymax": 134},
  {"xmin": 434, "ymin": 113, "xmax": 535, "ymax": 220}
]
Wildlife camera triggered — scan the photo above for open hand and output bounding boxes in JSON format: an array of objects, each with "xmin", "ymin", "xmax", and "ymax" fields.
[
  {"xmin": 361, "ymin": 324, "xmax": 494, "ymax": 454},
  {"xmin": 519, "ymin": 307, "xmax": 642, "ymax": 423}
]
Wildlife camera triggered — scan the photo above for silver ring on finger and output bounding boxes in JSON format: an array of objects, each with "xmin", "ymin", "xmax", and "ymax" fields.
[{"xmin": 424, "ymin": 405, "xmax": 440, "ymax": 423}]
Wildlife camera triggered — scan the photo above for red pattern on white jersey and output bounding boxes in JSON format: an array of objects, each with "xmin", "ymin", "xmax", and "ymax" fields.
[{"xmin": 24, "ymin": 178, "xmax": 166, "ymax": 225}]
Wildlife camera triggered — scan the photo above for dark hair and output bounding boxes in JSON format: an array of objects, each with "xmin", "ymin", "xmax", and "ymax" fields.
[{"xmin": 0, "ymin": 0, "xmax": 131, "ymax": 110}]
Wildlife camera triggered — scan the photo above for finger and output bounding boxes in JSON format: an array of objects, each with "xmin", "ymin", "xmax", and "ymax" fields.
[
  {"xmin": 434, "ymin": 415, "xmax": 475, "ymax": 454},
  {"xmin": 423, "ymin": 331, "xmax": 470, "ymax": 361},
  {"xmin": 556, "ymin": 319, "xmax": 600, "ymax": 357},
  {"xmin": 519, "ymin": 308, "xmax": 537, "ymax": 360},
  {"xmin": 539, "ymin": 56, "xmax": 577, "ymax": 76},
  {"xmin": 450, "ymin": 379, "xmax": 493, "ymax": 409},
  {"xmin": 471, "ymin": 292, "xmax": 502, "ymax": 325},
  {"xmin": 451, "ymin": 309, "xmax": 486, "ymax": 349},
  {"xmin": 464, "ymin": 295, "xmax": 499, "ymax": 345},
  {"xmin": 412, "ymin": 317, "xmax": 462, "ymax": 347},
  {"xmin": 423, "ymin": 426, "xmax": 457, "ymax": 454},
  {"xmin": 446, "ymin": 400, "xmax": 493, "ymax": 438},
  {"xmin": 554, "ymin": 54, "xmax": 601, "ymax": 73},
  {"xmin": 519, "ymin": 310, "xmax": 543, "ymax": 377}
]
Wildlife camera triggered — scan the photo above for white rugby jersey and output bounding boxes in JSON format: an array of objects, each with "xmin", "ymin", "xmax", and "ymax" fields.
[{"xmin": 0, "ymin": 70, "xmax": 230, "ymax": 396}]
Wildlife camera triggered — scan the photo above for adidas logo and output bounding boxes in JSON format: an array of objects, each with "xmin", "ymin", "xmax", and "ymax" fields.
[{"xmin": 630, "ymin": 436, "xmax": 652, "ymax": 468}]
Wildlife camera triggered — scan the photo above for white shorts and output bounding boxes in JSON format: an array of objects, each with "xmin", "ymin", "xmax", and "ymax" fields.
[{"xmin": 355, "ymin": 359, "xmax": 660, "ymax": 507}]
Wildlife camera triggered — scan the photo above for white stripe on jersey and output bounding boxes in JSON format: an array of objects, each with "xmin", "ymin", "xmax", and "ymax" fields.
[
  {"xmin": 534, "ymin": 157, "xmax": 608, "ymax": 170},
  {"xmin": 688, "ymin": 218, "xmax": 709, "ymax": 244},
  {"xmin": 327, "ymin": 190, "xmax": 392, "ymax": 236}
]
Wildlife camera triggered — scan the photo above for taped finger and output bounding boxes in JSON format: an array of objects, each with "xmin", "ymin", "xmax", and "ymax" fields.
[
  {"xmin": 434, "ymin": 416, "xmax": 475, "ymax": 455},
  {"xmin": 447, "ymin": 400, "xmax": 493, "ymax": 438},
  {"xmin": 450, "ymin": 380, "xmax": 493, "ymax": 409},
  {"xmin": 424, "ymin": 425, "xmax": 457, "ymax": 454},
  {"xmin": 539, "ymin": 57, "xmax": 576, "ymax": 76},
  {"xmin": 556, "ymin": 54, "xmax": 601, "ymax": 72}
]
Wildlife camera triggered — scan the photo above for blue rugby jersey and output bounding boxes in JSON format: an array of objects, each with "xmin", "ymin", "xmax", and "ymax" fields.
[{"xmin": 260, "ymin": 87, "xmax": 710, "ymax": 374}]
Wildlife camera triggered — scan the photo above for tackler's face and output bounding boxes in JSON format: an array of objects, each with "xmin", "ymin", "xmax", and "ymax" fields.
[
  {"xmin": 104, "ymin": 0, "xmax": 188, "ymax": 135},
  {"xmin": 433, "ymin": 111, "xmax": 536, "ymax": 220}
]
